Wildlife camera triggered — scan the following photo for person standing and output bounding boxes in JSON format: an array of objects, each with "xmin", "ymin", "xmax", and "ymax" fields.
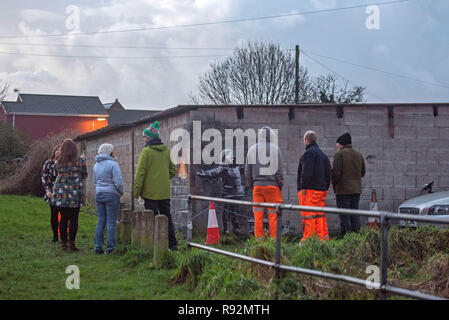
[
  {"xmin": 134, "ymin": 121, "xmax": 178, "ymax": 250},
  {"xmin": 297, "ymin": 131, "xmax": 331, "ymax": 242},
  {"xmin": 93, "ymin": 143, "xmax": 124, "ymax": 254},
  {"xmin": 332, "ymin": 133, "xmax": 366, "ymax": 236},
  {"xmin": 53, "ymin": 138, "xmax": 88, "ymax": 252},
  {"xmin": 245, "ymin": 126, "xmax": 283, "ymax": 239},
  {"xmin": 41, "ymin": 144, "xmax": 61, "ymax": 242}
]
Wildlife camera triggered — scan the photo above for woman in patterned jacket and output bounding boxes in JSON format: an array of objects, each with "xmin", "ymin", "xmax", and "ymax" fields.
[
  {"xmin": 41, "ymin": 144, "xmax": 61, "ymax": 242},
  {"xmin": 52, "ymin": 138, "xmax": 88, "ymax": 252}
]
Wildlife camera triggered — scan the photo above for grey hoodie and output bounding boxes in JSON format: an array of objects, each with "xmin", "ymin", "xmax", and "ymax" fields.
[
  {"xmin": 93, "ymin": 154, "xmax": 124, "ymax": 196},
  {"xmin": 245, "ymin": 127, "xmax": 283, "ymax": 189}
]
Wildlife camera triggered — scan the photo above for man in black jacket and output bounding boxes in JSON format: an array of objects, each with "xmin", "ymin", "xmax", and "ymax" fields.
[{"xmin": 297, "ymin": 131, "xmax": 331, "ymax": 242}]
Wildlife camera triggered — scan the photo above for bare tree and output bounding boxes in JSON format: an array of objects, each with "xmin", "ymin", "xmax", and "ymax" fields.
[
  {"xmin": 192, "ymin": 40, "xmax": 366, "ymax": 105},
  {"xmin": 311, "ymin": 74, "xmax": 366, "ymax": 104},
  {"xmin": 193, "ymin": 41, "xmax": 311, "ymax": 104},
  {"xmin": 0, "ymin": 80, "xmax": 9, "ymax": 102}
]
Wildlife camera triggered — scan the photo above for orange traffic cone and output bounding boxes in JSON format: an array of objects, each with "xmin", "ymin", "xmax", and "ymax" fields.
[
  {"xmin": 206, "ymin": 202, "xmax": 220, "ymax": 245},
  {"xmin": 368, "ymin": 189, "xmax": 380, "ymax": 229}
]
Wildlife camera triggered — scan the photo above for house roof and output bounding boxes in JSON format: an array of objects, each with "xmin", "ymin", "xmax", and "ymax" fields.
[
  {"xmin": 103, "ymin": 98, "xmax": 124, "ymax": 111},
  {"xmin": 107, "ymin": 109, "xmax": 159, "ymax": 125},
  {"xmin": 1, "ymin": 93, "xmax": 108, "ymax": 116}
]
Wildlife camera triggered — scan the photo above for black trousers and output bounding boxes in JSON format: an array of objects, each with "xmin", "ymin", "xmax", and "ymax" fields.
[
  {"xmin": 59, "ymin": 207, "xmax": 80, "ymax": 243},
  {"xmin": 336, "ymin": 194, "xmax": 361, "ymax": 236},
  {"xmin": 222, "ymin": 202, "xmax": 240, "ymax": 233},
  {"xmin": 50, "ymin": 204, "xmax": 59, "ymax": 239},
  {"xmin": 143, "ymin": 199, "xmax": 177, "ymax": 249}
]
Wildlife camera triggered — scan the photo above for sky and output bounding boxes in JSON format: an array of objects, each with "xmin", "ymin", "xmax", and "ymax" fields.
[{"xmin": 0, "ymin": 0, "xmax": 448, "ymax": 110}]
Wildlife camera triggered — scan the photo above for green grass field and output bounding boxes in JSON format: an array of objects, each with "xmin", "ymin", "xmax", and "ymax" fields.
[
  {"xmin": 1, "ymin": 195, "xmax": 448, "ymax": 300},
  {"xmin": 0, "ymin": 195, "xmax": 194, "ymax": 299}
]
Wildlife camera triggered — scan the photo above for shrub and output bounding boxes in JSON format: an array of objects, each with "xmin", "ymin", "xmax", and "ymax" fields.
[
  {"xmin": 0, "ymin": 129, "xmax": 78, "ymax": 196},
  {"xmin": 0, "ymin": 121, "xmax": 30, "ymax": 162},
  {"xmin": 0, "ymin": 122, "xmax": 30, "ymax": 180}
]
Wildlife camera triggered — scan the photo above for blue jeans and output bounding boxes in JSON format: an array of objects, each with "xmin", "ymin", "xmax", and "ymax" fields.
[
  {"xmin": 94, "ymin": 192, "xmax": 120, "ymax": 252},
  {"xmin": 336, "ymin": 194, "xmax": 361, "ymax": 236}
]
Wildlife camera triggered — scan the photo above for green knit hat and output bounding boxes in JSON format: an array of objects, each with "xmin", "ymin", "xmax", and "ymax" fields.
[{"xmin": 143, "ymin": 121, "xmax": 160, "ymax": 138}]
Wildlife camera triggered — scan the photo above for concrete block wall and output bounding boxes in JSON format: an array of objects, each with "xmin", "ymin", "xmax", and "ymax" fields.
[
  {"xmin": 78, "ymin": 103, "xmax": 449, "ymax": 237},
  {"xmin": 79, "ymin": 111, "xmax": 191, "ymax": 233},
  {"xmin": 82, "ymin": 129, "xmax": 134, "ymax": 208},
  {"xmin": 189, "ymin": 105, "xmax": 449, "ymax": 234}
]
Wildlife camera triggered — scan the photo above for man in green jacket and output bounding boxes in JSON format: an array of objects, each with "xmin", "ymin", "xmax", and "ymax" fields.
[
  {"xmin": 134, "ymin": 121, "xmax": 178, "ymax": 250},
  {"xmin": 332, "ymin": 133, "xmax": 366, "ymax": 237}
]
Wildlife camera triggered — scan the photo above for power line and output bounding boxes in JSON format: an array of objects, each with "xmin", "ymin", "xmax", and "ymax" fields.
[
  {"xmin": 301, "ymin": 49, "xmax": 449, "ymax": 90},
  {"xmin": 0, "ymin": 42, "xmax": 235, "ymax": 51},
  {"xmin": 0, "ymin": 50, "xmax": 230, "ymax": 59},
  {"xmin": 0, "ymin": 0, "xmax": 410, "ymax": 39},
  {"xmin": 301, "ymin": 50, "xmax": 386, "ymax": 102}
]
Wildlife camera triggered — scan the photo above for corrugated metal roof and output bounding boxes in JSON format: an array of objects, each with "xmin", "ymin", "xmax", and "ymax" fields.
[{"xmin": 2, "ymin": 93, "xmax": 108, "ymax": 116}]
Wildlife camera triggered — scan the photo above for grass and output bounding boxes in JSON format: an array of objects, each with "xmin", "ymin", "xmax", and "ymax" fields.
[
  {"xmin": 1, "ymin": 195, "xmax": 448, "ymax": 300},
  {"xmin": 0, "ymin": 195, "xmax": 193, "ymax": 299}
]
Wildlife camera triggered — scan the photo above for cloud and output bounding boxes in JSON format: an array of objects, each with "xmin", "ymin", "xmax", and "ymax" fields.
[
  {"xmin": 0, "ymin": 0, "xmax": 448, "ymax": 106},
  {"xmin": 20, "ymin": 9, "xmax": 63, "ymax": 24},
  {"xmin": 372, "ymin": 44, "xmax": 390, "ymax": 60}
]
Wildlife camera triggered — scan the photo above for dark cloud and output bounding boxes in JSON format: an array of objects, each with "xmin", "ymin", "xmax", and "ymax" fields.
[{"xmin": 0, "ymin": 0, "xmax": 447, "ymax": 108}]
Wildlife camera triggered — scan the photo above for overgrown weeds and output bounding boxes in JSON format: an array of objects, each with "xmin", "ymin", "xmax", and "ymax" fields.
[{"xmin": 0, "ymin": 129, "xmax": 79, "ymax": 196}]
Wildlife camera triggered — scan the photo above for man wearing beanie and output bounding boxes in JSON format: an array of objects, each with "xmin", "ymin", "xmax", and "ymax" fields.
[
  {"xmin": 297, "ymin": 130, "xmax": 331, "ymax": 243},
  {"xmin": 332, "ymin": 132, "xmax": 366, "ymax": 237},
  {"xmin": 134, "ymin": 121, "xmax": 178, "ymax": 250}
]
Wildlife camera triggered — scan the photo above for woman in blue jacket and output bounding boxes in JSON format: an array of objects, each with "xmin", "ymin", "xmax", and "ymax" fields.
[{"xmin": 93, "ymin": 143, "xmax": 124, "ymax": 254}]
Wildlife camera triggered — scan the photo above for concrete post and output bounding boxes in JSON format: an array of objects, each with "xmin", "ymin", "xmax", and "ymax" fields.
[
  {"xmin": 118, "ymin": 209, "xmax": 132, "ymax": 244},
  {"xmin": 141, "ymin": 210, "xmax": 155, "ymax": 252},
  {"xmin": 131, "ymin": 211, "xmax": 143, "ymax": 247},
  {"xmin": 153, "ymin": 214, "xmax": 169, "ymax": 263}
]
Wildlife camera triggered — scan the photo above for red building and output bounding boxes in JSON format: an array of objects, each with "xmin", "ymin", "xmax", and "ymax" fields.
[{"xmin": 0, "ymin": 93, "xmax": 109, "ymax": 140}]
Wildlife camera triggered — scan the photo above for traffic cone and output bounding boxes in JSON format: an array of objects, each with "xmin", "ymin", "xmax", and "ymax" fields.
[
  {"xmin": 206, "ymin": 202, "xmax": 220, "ymax": 245},
  {"xmin": 368, "ymin": 189, "xmax": 380, "ymax": 229}
]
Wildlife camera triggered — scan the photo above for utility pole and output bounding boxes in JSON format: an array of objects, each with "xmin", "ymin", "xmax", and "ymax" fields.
[{"xmin": 295, "ymin": 44, "xmax": 300, "ymax": 104}]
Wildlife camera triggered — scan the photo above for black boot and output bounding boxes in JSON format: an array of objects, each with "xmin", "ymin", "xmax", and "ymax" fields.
[
  {"xmin": 68, "ymin": 241, "xmax": 79, "ymax": 252},
  {"xmin": 61, "ymin": 241, "xmax": 68, "ymax": 251}
]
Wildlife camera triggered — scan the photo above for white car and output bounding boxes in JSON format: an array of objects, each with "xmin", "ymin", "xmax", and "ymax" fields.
[{"xmin": 398, "ymin": 184, "xmax": 449, "ymax": 227}]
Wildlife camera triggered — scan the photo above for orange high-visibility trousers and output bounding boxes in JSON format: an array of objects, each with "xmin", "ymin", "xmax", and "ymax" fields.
[
  {"xmin": 252, "ymin": 186, "xmax": 283, "ymax": 239},
  {"xmin": 298, "ymin": 190, "xmax": 329, "ymax": 242}
]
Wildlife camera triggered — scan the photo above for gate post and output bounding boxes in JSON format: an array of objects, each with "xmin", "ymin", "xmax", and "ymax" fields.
[
  {"xmin": 380, "ymin": 212, "xmax": 390, "ymax": 300},
  {"xmin": 274, "ymin": 204, "xmax": 283, "ymax": 300},
  {"xmin": 154, "ymin": 214, "xmax": 169, "ymax": 263},
  {"xmin": 141, "ymin": 210, "xmax": 155, "ymax": 253},
  {"xmin": 187, "ymin": 195, "xmax": 192, "ymax": 247},
  {"xmin": 131, "ymin": 211, "xmax": 143, "ymax": 247}
]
